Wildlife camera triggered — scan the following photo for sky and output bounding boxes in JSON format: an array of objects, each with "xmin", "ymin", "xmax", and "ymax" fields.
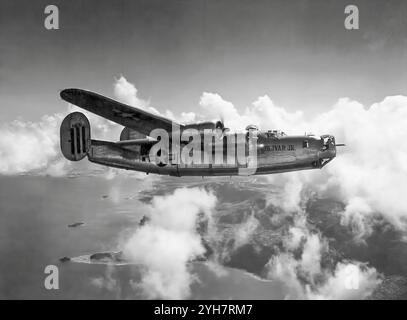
[{"xmin": 0, "ymin": 0, "xmax": 406, "ymax": 123}]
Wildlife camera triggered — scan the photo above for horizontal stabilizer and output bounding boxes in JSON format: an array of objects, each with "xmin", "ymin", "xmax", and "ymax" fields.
[{"xmin": 115, "ymin": 137, "xmax": 157, "ymax": 146}]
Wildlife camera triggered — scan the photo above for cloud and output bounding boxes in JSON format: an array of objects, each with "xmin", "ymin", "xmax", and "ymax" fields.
[
  {"xmin": 232, "ymin": 211, "xmax": 259, "ymax": 250},
  {"xmin": 199, "ymin": 92, "xmax": 240, "ymax": 126},
  {"xmin": 90, "ymin": 265, "xmax": 120, "ymax": 292},
  {"xmin": 321, "ymin": 97, "xmax": 407, "ymax": 233},
  {"xmin": 113, "ymin": 75, "xmax": 150, "ymax": 110},
  {"xmin": 199, "ymin": 93, "xmax": 304, "ymax": 133},
  {"xmin": 122, "ymin": 187, "xmax": 217, "ymax": 299},
  {"xmin": 114, "ymin": 75, "xmax": 196, "ymax": 124},
  {"xmin": 264, "ymin": 173, "xmax": 307, "ymax": 213},
  {"xmin": 307, "ymin": 262, "xmax": 382, "ymax": 300},
  {"xmin": 266, "ymin": 214, "xmax": 381, "ymax": 299},
  {"xmin": 0, "ymin": 114, "xmax": 65, "ymax": 175},
  {"xmin": 210, "ymin": 196, "xmax": 382, "ymax": 299},
  {"xmin": 340, "ymin": 197, "xmax": 375, "ymax": 240}
]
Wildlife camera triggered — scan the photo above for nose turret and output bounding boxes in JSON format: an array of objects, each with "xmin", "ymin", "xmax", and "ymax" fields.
[{"xmin": 318, "ymin": 135, "xmax": 337, "ymax": 167}]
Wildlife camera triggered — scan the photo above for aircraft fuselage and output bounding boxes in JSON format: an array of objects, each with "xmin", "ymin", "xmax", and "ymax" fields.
[{"xmin": 84, "ymin": 130, "xmax": 336, "ymax": 177}]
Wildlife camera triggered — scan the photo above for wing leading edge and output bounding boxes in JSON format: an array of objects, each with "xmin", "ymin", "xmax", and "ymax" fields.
[{"xmin": 60, "ymin": 88, "xmax": 181, "ymax": 137}]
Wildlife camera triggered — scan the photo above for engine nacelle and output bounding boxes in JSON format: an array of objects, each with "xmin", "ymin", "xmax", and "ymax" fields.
[
  {"xmin": 120, "ymin": 127, "xmax": 146, "ymax": 141},
  {"xmin": 60, "ymin": 112, "xmax": 91, "ymax": 161}
]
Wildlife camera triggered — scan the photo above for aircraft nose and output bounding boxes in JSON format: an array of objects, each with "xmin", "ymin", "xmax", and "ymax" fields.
[
  {"xmin": 319, "ymin": 135, "xmax": 337, "ymax": 158},
  {"xmin": 323, "ymin": 146, "xmax": 336, "ymax": 159}
]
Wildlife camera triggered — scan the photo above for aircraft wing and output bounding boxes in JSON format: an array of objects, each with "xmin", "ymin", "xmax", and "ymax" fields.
[{"xmin": 60, "ymin": 88, "xmax": 180, "ymax": 136}]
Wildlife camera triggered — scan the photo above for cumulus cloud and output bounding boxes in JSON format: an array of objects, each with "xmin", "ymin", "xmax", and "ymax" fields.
[
  {"xmin": 307, "ymin": 262, "xmax": 381, "ymax": 300},
  {"xmin": 264, "ymin": 173, "xmax": 308, "ymax": 213},
  {"xmin": 90, "ymin": 265, "xmax": 120, "ymax": 292},
  {"xmin": 113, "ymin": 75, "xmax": 150, "ymax": 111},
  {"xmin": 340, "ymin": 197, "xmax": 376, "ymax": 240},
  {"xmin": 199, "ymin": 93, "xmax": 304, "ymax": 132},
  {"xmin": 0, "ymin": 114, "xmax": 65, "ymax": 175},
  {"xmin": 266, "ymin": 214, "xmax": 381, "ymax": 299},
  {"xmin": 122, "ymin": 187, "xmax": 217, "ymax": 299},
  {"xmin": 114, "ymin": 75, "xmax": 196, "ymax": 124},
  {"xmin": 199, "ymin": 92, "xmax": 241, "ymax": 127},
  {"xmin": 232, "ymin": 211, "xmax": 259, "ymax": 250}
]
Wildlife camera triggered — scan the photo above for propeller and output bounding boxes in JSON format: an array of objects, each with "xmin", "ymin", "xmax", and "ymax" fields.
[
  {"xmin": 215, "ymin": 119, "xmax": 224, "ymax": 130},
  {"xmin": 215, "ymin": 116, "xmax": 230, "ymax": 133}
]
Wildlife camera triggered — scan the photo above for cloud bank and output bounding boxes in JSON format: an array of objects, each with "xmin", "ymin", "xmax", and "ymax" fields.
[
  {"xmin": 199, "ymin": 92, "xmax": 407, "ymax": 235},
  {"xmin": 1, "ymin": 75, "xmax": 406, "ymax": 236}
]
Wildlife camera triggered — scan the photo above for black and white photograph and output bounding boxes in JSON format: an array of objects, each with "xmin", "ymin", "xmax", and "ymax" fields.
[{"xmin": 1, "ymin": 0, "xmax": 407, "ymax": 306}]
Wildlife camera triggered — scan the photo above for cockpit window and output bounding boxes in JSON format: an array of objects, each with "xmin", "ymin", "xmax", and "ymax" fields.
[{"xmin": 303, "ymin": 140, "xmax": 309, "ymax": 148}]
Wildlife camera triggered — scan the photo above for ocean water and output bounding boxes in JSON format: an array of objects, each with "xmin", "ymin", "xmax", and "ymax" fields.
[
  {"xmin": 0, "ymin": 175, "xmax": 288, "ymax": 299},
  {"xmin": 1, "ymin": 174, "xmax": 406, "ymax": 299}
]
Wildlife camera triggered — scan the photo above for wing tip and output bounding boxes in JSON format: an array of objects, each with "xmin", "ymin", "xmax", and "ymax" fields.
[
  {"xmin": 60, "ymin": 88, "xmax": 72, "ymax": 101},
  {"xmin": 60, "ymin": 88, "xmax": 84, "ymax": 103}
]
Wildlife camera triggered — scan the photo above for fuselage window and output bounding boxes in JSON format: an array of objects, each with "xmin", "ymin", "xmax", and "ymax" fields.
[{"xmin": 303, "ymin": 140, "xmax": 309, "ymax": 148}]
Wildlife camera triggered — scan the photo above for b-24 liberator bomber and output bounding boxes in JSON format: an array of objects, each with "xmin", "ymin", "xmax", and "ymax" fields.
[{"xmin": 60, "ymin": 89, "xmax": 343, "ymax": 177}]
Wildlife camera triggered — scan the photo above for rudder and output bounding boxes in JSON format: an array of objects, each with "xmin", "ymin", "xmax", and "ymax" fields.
[{"xmin": 60, "ymin": 112, "xmax": 91, "ymax": 161}]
